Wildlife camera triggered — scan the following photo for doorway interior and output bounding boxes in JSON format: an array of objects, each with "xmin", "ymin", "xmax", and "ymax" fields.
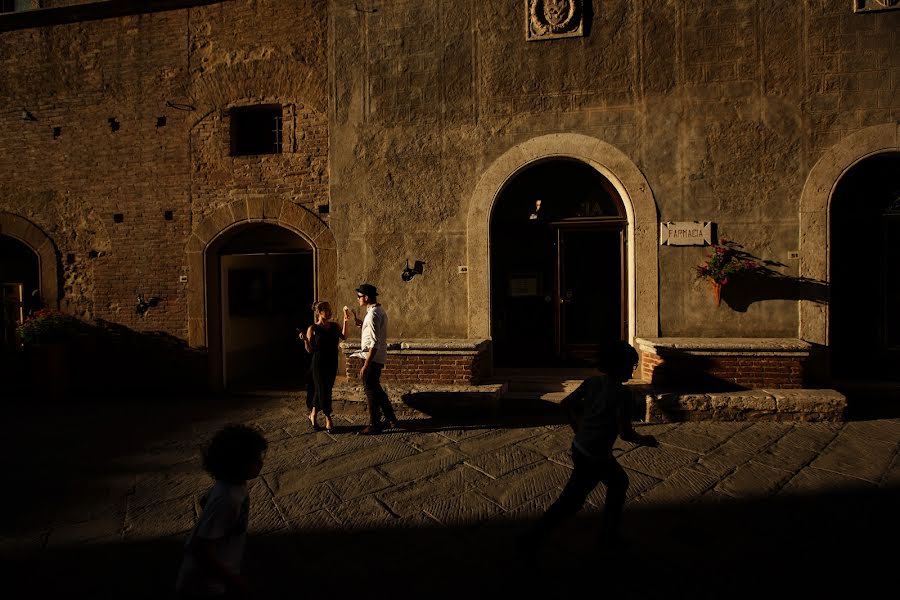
[
  {"xmin": 0, "ymin": 234, "xmax": 40, "ymax": 348},
  {"xmin": 490, "ymin": 159, "xmax": 627, "ymax": 368},
  {"xmin": 211, "ymin": 223, "xmax": 314, "ymax": 389},
  {"xmin": 830, "ymin": 152, "xmax": 900, "ymax": 381}
]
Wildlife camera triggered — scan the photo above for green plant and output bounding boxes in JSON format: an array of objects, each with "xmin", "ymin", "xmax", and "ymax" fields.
[
  {"xmin": 695, "ymin": 239, "xmax": 758, "ymax": 285},
  {"xmin": 16, "ymin": 310, "xmax": 87, "ymax": 345}
]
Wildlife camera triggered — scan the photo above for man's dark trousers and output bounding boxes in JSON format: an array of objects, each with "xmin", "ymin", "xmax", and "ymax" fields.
[{"xmin": 363, "ymin": 362, "xmax": 396, "ymax": 426}]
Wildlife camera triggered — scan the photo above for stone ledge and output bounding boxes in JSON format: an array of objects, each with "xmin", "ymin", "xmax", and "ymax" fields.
[
  {"xmin": 643, "ymin": 388, "xmax": 847, "ymax": 423},
  {"xmin": 341, "ymin": 339, "xmax": 490, "ymax": 355},
  {"xmin": 635, "ymin": 337, "xmax": 812, "ymax": 356}
]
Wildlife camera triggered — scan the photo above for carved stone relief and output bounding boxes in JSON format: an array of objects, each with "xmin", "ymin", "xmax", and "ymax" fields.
[
  {"xmin": 526, "ymin": 0, "xmax": 584, "ymax": 41},
  {"xmin": 853, "ymin": 0, "xmax": 900, "ymax": 13}
]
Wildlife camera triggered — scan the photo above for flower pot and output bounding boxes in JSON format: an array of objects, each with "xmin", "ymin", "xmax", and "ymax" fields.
[{"xmin": 710, "ymin": 281, "xmax": 723, "ymax": 307}]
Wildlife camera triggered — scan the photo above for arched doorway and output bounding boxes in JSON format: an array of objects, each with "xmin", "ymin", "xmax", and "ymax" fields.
[
  {"xmin": 0, "ymin": 234, "xmax": 41, "ymax": 347},
  {"xmin": 830, "ymin": 152, "xmax": 900, "ymax": 380},
  {"xmin": 490, "ymin": 159, "xmax": 627, "ymax": 367},
  {"xmin": 208, "ymin": 223, "xmax": 315, "ymax": 389}
]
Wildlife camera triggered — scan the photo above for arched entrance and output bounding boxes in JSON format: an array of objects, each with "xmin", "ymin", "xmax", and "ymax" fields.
[
  {"xmin": 490, "ymin": 159, "xmax": 627, "ymax": 366},
  {"xmin": 1, "ymin": 234, "xmax": 41, "ymax": 346},
  {"xmin": 830, "ymin": 152, "xmax": 900, "ymax": 380},
  {"xmin": 208, "ymin": 223, "xmax": 315, "ymax": 389}
]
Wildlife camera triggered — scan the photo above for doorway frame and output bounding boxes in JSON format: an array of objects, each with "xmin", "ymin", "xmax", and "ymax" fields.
[
  {"xmin": 185, "ymin": 200, "xmax": 336, "ymax": 389},
  {"xmin": 466, "ymin": 134, "xmax": 659, "ymax": 354},
  {"xmin": 798, "ymin": 123, "xmax": 900, "ymax": 379},
  {"xmin": 0, "ymin": 212, "xmax": 59, "ymax": 310}
]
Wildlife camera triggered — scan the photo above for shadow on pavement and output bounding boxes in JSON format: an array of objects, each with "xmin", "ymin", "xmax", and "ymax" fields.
[{"xmin": 5, "ymin": 484, "xmax": 896, "ymax": 598}]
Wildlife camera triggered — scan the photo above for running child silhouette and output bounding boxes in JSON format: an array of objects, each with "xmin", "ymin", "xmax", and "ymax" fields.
[
  {"xmin": 524, "ymin": 341, "xmax": 659, "ymax": 550},
  {"xmin": 176, "ymin": 424, "xmax": 268, "ymax": 599}
]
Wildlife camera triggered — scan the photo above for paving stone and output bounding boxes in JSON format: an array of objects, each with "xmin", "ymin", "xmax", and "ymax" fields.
[
  {"xmin": 308, "ymin": 431, "xmax": 386, "ymax": 460},
  {"xmin": 260, "ymin": 437, "xmax": 324, "ymax": 474},
  {"xmin": 477, "ymin": 460, "xmax": 572, "ymax": 510},
  {"xmin": 656, "ymin": 426, "xmax": 732, "ymax": 453},
  {"xmin": 617, "ymin": 445, "xmax": 700, "ymax": 479},
  {"xmin": 45, "ymin": 514, "xmax": 123, "ymax": 547},
  {"xmin": 378, "ymin": 464, "xmax": 490, "ymax": 516},
  {"xmin": 810, "ymin": 431, "xmax": 895, "ymax": 484},
  {"xmin": 751, "ymin": 433, "xmax": 820, "ymax": 472},
  {"xmin": 841, "ymin": 419, "xmax": 900, "ymax": 445},
  {"xmin": 264, "ymin": 442, "xmax": 417, "ymax": 496},
  {"xmin": 519, "ymin": 427, "xmax": 574, "ymax": 457},
  {"xmin": 692, "ymin": 441, "xmax": 755, "ymax": 478},
  {"xmin": 436, "ymin": 427, "xmax": 495, "ymax": 442},
  {"xmin": 378, "ymin": 446, "xmax": 466, "ymax": 483},
  {"xmin": 779, "ymin": 467, "xmax": 877, "ymax": 496},
  {"xmin": 290, "ymin": 508, "xmax": 342, "ymax": 532},
  {"xmin": 466, "ymin": 446, "xmax": 545, "ymax": 478},
  {"xmin": 275, "ymin": 483, "xmax": 342, "ymax": 524},
  {"xmin": 716, "ymin": 461, "xmax": 794, "ymax": 498},
  {"xmin": 779, "ymin": 423, "xmax": 840, "ymax": 451},
  {"xmin": 130, "ymin": 470, "xmax": 209, "ymax": 509},
  {"xmin": 501, "ymin": 490, "xmax": 558, "ymax": 520},
  {"xmin": 326, "ymin": 468, "xmax": 393, "ymax": 501},
  {"xmin": 401, "ymin": 430, "xmax": 455, "ymax": 451},
  {"xmin": 630, "ymin": 467, "xmax": 718, "ymax": 505},
  {"xmin": 547, "ymin": 449, "xmax": 573, "ymax": 469},
  {"xmin": 454, "ymin": 427, "xmax": 543, "ymax": 456},
  {"xmin": 123, "ymin": 496, "xmax": 194, "ymax": 541},
  {"xmin": 881, "ymin": 451, "xmax": 900, "ymax": 488},
  {"xmin": 724, "ymin": 422, "xmax": 792, "ymax": 454},
  {"xmin": 421, "ymin": 490, "xmax": 505, "ymax": 525},
  {"xmin": 248, "ymin": 481, "xmax": 288, "ymax": 534},
  {"xmin": 328, "ymin": 495, "xmax": 397, "ymax": 528},
  {"xmin": 588, "ymin": 466, "xmax": 662, "ymax": 507}
]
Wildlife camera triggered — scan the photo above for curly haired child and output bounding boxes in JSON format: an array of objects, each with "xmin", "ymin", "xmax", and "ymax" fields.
[{"xmin": 176, "ymin": 424, "xmax": 268, "ymax": 599}]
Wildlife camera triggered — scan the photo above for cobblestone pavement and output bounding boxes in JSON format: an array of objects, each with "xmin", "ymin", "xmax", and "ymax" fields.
[{"xmin": 3, "ymin": 391, "xmax": 899, "ymax": 598}]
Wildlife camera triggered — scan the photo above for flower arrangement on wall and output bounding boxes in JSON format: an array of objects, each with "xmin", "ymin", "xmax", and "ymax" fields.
[{"xmin": 695, "ymin": 239, "xmax": 759, "ymax": 306}]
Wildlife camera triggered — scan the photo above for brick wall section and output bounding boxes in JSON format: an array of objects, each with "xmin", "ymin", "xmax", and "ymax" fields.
[
  {"xmin": 344, "ymin": 344, "xmax": 491, "ymax": 386},
  {"xmin": 640, "ymin": 350, "xmax": 804, "ymax": 390}
]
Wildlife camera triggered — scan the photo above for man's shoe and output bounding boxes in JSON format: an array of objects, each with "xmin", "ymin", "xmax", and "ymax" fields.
[
  {"xmin": 382, "ymin": 418, "xmax": 399, "ymax": 430},
  {"xmin": 357, "ymin": 425, "xmax": 382, "ymax": 436}
]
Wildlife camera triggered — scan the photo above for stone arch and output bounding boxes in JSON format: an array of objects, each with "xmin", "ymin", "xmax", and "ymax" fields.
[
  {"xmin": 466, "ymin": 133, "xmax": 659, "ymax": 343},
  {"xmin": 0, "ymin": 212, "xmax": 60, "ymax": 309},
  {"xmin": 798, "ymin": 123, "xmax": 900, "ymax": 347},
  {"xmin": 184, "ymin": 199, "xmax": 336, "ymax": 348}
]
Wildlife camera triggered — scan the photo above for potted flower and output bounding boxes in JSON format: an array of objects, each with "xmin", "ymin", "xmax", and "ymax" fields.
[
  {"xmin": 695, "ymin": 239, "xmax": 758, "ymax": 306},
  {"xmin": 16, "ymin": 310, "xmax": 88, "ymax": 400}
]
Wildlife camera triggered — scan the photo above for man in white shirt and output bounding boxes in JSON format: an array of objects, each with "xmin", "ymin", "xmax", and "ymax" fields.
[{"xmin": 348, "ymin": 283, "xmax": 399, "ymax": 435}]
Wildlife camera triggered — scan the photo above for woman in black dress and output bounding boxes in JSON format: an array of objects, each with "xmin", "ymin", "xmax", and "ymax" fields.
[{"xmin": 300, "ymin": 301, "xmax": 346, "ymax": 433}]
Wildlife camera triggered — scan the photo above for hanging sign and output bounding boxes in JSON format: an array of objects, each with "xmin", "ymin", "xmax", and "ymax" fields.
[{"xmin": 659, "ymin": 221, "xmax": 714, "ymax": 246}]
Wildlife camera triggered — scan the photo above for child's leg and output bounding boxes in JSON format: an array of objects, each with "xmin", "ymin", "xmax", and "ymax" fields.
[
  {"xmin": 597, "ymin": 458, "xmax": 629, "ymax": 536},
  {"xmin": 532, "ymin": 447, "xmax": 604, "ymax": 539}
]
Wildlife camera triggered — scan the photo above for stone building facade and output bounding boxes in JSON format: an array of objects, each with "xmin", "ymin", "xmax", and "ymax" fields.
[{"xmin": 1, "ymin": 0, "xmax": 898, "ymax": 391}]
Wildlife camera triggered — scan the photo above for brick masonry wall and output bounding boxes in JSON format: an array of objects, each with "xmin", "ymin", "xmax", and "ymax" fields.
[
  {"xmin": 346, "ymin": 351, "xmax": 490, "ymax": 386},
  {"xmin": 641, "ymin": 350, "xmax": 804, "ymax": 390}
]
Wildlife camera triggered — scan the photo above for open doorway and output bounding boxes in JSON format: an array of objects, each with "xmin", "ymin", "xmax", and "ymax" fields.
[
  {"xmin": 210, "ymin": 223, "xmax": 314, "ymax": 389},
  {"xmin": 490, "ymin": 159, "xmax": 627, "ymax": 367},
  {"xmin": 830, "ymin": 152, "xmax": 900, "ymax": 380},
  {"xmin": 1, "ymin": 234, "xmax": 41, "ymax": 348}
]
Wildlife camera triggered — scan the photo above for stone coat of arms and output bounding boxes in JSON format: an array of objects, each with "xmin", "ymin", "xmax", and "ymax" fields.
[{"xmin": 526, "ymin": 0, "xmax": 584, "ymax": 41}]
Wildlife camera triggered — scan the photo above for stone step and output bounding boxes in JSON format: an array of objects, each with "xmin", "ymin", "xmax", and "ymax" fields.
[{"xmin": 640, "ymin": 388, "xmax": 847, "ymax": 422}]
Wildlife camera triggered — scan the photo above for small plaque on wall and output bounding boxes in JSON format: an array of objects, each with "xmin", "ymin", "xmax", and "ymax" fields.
[
  {"xmin": 526, "ymin": 0, "xmax": 585, "ymax": 41},
  {"xmin": 659, "ymin": 222, "xmax": 714, "ymax": 246}
]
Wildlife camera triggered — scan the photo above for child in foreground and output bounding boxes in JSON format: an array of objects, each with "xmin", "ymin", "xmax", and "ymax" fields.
[
  {"xmin": 523, "ymin": 341, "xmax": 659, "ymax": 550},
  {"xmin": 176, "ymin": 424, "xmax": 268, "ymax": 599}
]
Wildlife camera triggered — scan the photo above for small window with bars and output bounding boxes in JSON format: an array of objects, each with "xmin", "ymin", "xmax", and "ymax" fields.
[
  {"xmin": 1, "ymin": 0, "xmax": 37, "ymax": 14},
  {"xmin": 230, "ymin": 105, "xmax": 283, "ymax": 156}
]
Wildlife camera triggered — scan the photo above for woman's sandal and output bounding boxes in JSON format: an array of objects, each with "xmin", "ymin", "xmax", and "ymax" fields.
[
  {"xmin": 324, "ymin": 416, "xmax": 334, "ymax": 433},
  {"xmin": 308, "ymin": 413, "xmax": 321, "ymax": 431}
]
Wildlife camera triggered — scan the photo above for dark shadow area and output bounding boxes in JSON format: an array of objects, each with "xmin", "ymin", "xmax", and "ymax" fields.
[
  {"xmin": 722, "ymin": 272, "xmax": 828, "ymax": 312},
  {"xmin": 647, "ymin": 350, "xmax": 744, "ymax": 393},
  {"xmin": 401, "ymin": 391, "xmax": 569, "ymax": 431},
  {"xmin": 5, "ymin": 485, "xmax": 897, "ymax": 598}
]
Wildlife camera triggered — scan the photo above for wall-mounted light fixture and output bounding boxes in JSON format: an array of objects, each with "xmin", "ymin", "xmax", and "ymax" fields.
[
  {"xmin": 136, "ymin": 294, "xmax": 160, "ymax": 317},
  {"xmin": 401, "ymin": 259, "xmax": 425, "ymax": 282},
  {"xmin": 22, "ymin": 109, "xmax": 37, "ymax": 121},
  {"xmin": 529, "ymin": 199, "xmax": 542, "ymax": 220}
]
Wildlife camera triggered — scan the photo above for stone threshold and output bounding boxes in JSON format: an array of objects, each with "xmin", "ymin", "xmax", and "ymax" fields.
[{"xmin": 638, "ymin": 387, "xmax": 847, "ymax": 422}]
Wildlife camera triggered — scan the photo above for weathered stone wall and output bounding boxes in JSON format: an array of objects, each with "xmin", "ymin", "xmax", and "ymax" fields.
[
  {"xmin": 329, "ymin": 0, "xmax": 900, "ymax": 340},
  {"xmin": 0, "ymin": 0, "xmax": 328, "ymax": 341}
]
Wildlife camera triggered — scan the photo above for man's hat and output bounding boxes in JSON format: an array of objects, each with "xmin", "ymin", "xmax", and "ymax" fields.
[{"xmin": 356, "ymin": 283, "xmax": 378, "ymax": 298}]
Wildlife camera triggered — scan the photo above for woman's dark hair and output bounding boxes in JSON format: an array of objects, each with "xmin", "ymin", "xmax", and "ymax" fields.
[{"xmin": 202, "ymin": 424, "xmax": 268, "ymax": 482}]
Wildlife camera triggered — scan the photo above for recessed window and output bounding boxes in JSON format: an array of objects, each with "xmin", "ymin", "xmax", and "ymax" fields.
[
  {"xmin": 230, "ymin": 105, "xmax": 283, "ymax": 156},
  {"xmin": 1, "ymin": 1, "xmax": 35, "ymax": 14}
]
